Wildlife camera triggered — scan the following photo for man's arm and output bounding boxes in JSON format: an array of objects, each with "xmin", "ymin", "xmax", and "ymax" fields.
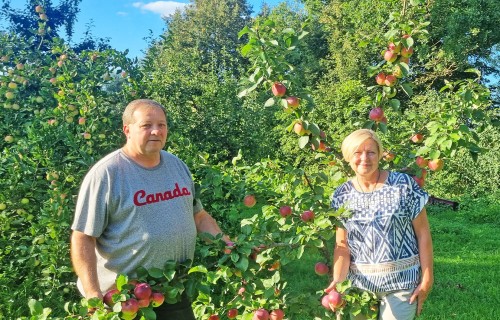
[
  {"xmin": 193, "ymin": 209, "xmax": 230, "ymax": 242},
  {"xmin": 70, "ymin": 230, "xmax": 103, "ymax": 299}
]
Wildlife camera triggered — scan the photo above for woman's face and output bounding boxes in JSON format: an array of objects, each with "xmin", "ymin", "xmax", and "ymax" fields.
[{"xmin": 349, "ymin": 138, "xmax": 380, "ymax": 177}]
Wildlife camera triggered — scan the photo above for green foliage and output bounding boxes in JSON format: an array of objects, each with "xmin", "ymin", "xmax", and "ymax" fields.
[
  {"xmin": 141, "ymin": 0, "xmax": 279, "ymax": 163},
  {"xmin": 0, "ymin": 28, "xmax": 140, "ymax": 317}
]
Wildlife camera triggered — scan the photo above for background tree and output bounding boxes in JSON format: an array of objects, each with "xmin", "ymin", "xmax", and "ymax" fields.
[
  {"xmin": 141, "ymin": 0, "xmax": 281, "ymax": 164},
  {"xmin": 0, "ymin": 0, "xmax": 111, "ymax": 51}
]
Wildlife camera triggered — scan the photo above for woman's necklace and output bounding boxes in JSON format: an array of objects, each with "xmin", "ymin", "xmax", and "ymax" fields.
[{"xmin": 356, "ymin": 169, "xmax": 381, "ymax": 209}]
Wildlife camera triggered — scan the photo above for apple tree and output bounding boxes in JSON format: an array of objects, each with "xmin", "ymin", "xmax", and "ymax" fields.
[{"xmin": 0, "ymin": 4, "xmax": 142, "ymax": 316}]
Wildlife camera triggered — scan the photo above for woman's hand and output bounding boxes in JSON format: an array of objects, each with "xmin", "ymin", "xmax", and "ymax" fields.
[
  {"xmin": 410, "ymin": 281, "xmax": 432, "ymax": 316},
  {"xmin": 324, "ymin": 280, "xmax": 338, "ymax": 293}
]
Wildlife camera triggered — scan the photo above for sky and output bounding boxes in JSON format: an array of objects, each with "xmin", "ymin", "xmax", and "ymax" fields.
[{"xmin": 40, "ymin": 0, "xmax": 287, "ymax": 59}]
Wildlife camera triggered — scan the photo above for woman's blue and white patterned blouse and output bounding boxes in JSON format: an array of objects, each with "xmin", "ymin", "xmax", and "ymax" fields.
[{"xmin": 331, "ymin": 171, "xmax": 429, "ymax": 293}]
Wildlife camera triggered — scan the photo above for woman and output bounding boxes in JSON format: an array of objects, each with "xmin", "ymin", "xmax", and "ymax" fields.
[{"xmin": 325, "ymin": 129, "xmax": 433, "ymax": 320}]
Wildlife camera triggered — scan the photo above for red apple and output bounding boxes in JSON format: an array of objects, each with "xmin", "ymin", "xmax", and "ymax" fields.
[
  {"xmin": 393, "ymin": 65, "xmax": 403, "ymax": 78},
  {"xmin": 369, "ymin": 107, "xmax": 384, "ymax": 122},
  {"xmin": 383, "ymin": 50, "xmax": 397, "ymax": 63},
  {"xmin": 375, "ymin": 72, "xmax": 386, "ymax": 85},
  {"xmin": 137, "ymin": 298, "xmax": 150, "ymax": 308},
  {"xmin": 401, "ymin": 47, "xmax": 414, "ymax": 58},
  {"xmin": 228, "ymin": 308, "xmax": 238, "ymax": 319},
  {"xmin": 78, "ymin": 117, "xmax": 86, "ymax": 125},
  {"xmin": 271, "ymin": 82, "xmax": 286, "ymax": 97},
  {"xmin": 121, "ymin": 298, "xmax": 139, "ymax": 315},
  {"xmin": 224, "ymin": 241, "xmax": 235, "ymax": 254},
  {"xmin": 399, "ymin": 56, "xmax": 410, "ymax": 65},
  {"xmin": 415, "ymin": 156, "xmax": 428, "ymax": 168},
  {"xmin": 279, "ymin": 205, "xmax": 292, "ymax": 217},
  {"xmin": 413, "ymin": 176, "xmax": 425, "ymax": 188},
  {"xmin": 208, "ymin": 315, "xmax": 220, "ymax": 320},
  {"xmin": 411, "ymin": 133, "xmax": 424, "ymax": 144},
  {"xmin": 421, "ymin": 169, "xmax": 428, "ymax": 179},
  {"xmin": 384, "ymin": 74, "xmax": 397, "ymax": 87},
  {"xmin": 293, "ymin": 121, "xmax": 310, "ymax": 135},
  {"xmin": 35, "ymin": 5, "xmax": 44, "ymax": 13},
  {"xmin": 301, "ymin": 210, "xmax": 315, "ymax": 222},
  {"xmin": 321, "ymin": 294, "xmax": 332, "ymax": 311},
  {"xmin": 243, "ymin": 195, "xmax": 256, "ymax": 207},
  {"xmin": 383, "ymin": 151, "xmax": 395, "ymax": 162},
  {"xmin": 428, "ymin": 158, "xmax": 444, "ymax": 171},
  {"xmin": 388, "ymin": 42, "xmax": 402, "ymax": 53},
  {"xmin": 134, "ymin": 283, "xmax": 152, "ymax": 301},
  {"xmin": 150, "ymin": 292, "xmax": 164, "ymax": 307},
  {"xmin": 268, "ymin": 261, "xmax": 280, "ymax": 271},
  {"xmin": 253, "ymin": 308, "xmax": 270, "ymax": 320},
  {"xmin": 326, "ymin": 290, "xmax": 343, "ymax": 309},
  {"xmin": 286, "ymin": 96, "xmax": 300, "ymax": 108},
  {"xmin": 314, "ymin": 262, "xmax": 329, "ymax": 276},
  {"xmin": 311, "ymin": 140, "xmax": 327, "ymax": 152},
  {"xmin": 103, "ymin": 289, "xmax": 120, "ymax": 307},
  {"xmin": 270, "ymin": 309, "xmax": 285, "ymax": 320},
  {"xmin": 238, "ymin": 287, "xmax": 246, "ymax": 295}
]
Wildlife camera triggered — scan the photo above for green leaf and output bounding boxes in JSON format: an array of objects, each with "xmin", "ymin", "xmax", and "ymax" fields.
[
  {"xmin": 363, "ymin": 120, "xmax": 375, "ymax": 129},
  {"xmin": 402, "ymin": 36, "xmax": 414, "ymax": 48},
  {"xmin": 429, "ymin": 149, "xmax": 441, "ymax": 159},
  {"xmin": 28, "ymin": 299, "xmax": 44, "ymax": 316},
  {"xmin": 298, "ymin": 30, "xmax": 309, "ymax": 40},
  {"xmin": 441, "ymin": 139, "xmax": 453, "ymax": 150},
  {"xmin": 388, "ymin": 99, "xmax": 400, "ymax": 111},
  {"xmin": 232, "ymin": 149, "xmax": 243, "ymax": 166},
  {"xmin": 235, "ymin": 256, "xmax": 249, "ymax": 271},
  {"xmin": 400, "ymin": 83, "xmax": 413, "ymax": 97},
  {"xmin": 416, "ymin": 146, "xmax": 431, "ymax": 156},
  {"xmin": 238, "ymin": 26, "xmax": 250, "ymax": 38},
  {"xmin": 116, "ymin": 274, "xmax": 128, "ymax": 291},
  {"xmin": 264, "ymin": 97, "xmax": 275, "ymax": 107},
  {"xmin": 298, "ymin": 136, "xmax": 310, "ymax": 149},
  {"xmin": 141, "ymin": 307, "xmax": 156, "ymax": 320},
  {"xmin": 378, "ymin": 122, "xmax": 388, "ymax": 133},
  {"xmin": 308, "ymin": 123, "xmax": 321, "ymax": 136},
  {"xmin": 148, "ymin": 267, "xmax": 164, "ymax": 279},
  {"xmin": 188, "ymin": 265, "xmax": 208, "ymax": 274},
  {"xmin": 240, "ymin": 43, "xmax": 253, "ymax": 57}
]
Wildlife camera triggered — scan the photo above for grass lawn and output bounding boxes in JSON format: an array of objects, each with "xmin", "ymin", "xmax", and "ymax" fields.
[{"xmin": 281, "ymin": 196, "xmax": 500, "ymax": 319}]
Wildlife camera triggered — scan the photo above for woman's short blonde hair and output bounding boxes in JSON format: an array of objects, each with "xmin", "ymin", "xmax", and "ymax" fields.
[
  {"xmin": 122, "ymin": 99, "xmax": 166, "ymax": 125},
  {"xmin": 341, "ymin": 129, "xmax": 384, "ymax": 162}
]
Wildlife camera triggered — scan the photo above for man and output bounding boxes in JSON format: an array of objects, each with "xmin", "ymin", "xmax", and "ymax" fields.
[{"xmin": 71, "ymin": 99, "xmax": 228, "ymax": 319}]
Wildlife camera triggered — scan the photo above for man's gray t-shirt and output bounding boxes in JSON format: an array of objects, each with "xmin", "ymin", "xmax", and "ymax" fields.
[{"xmin": 72, "ymin": 149, "xmax": 203, "ymax": 295}]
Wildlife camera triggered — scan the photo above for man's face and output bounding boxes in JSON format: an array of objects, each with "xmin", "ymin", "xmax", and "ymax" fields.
[{"xmin": 123, "ymin": 106, "xmax": 168, "ymax": 157}]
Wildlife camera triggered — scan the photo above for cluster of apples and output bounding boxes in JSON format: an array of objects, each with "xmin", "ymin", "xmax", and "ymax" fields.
[
  {"xmin": 35, "ymin": 5, "xmax": 48, "ymax": 35},
  {"xmin": 413, "ymin": 155, "xmax": 444, "ymax": 187},
  {"xmin": 103, "ymin": 282, "xmax": 165, "ymax": 320},
  {"xmin": 209, "ymin": 308, "xmax": 284, "ymax": 320},
  {"xmin": 271, "ymin": 82, "xmax": 300, "ymax": 113},
  {"xmin": 321, "ymin": 290, "xmax": 345, "ymax": 312},
  {"xmin": 369, "ymin": 34, "xmax": 415, "ymax": 124},
  {"xmin": 378, "ymin": 34, "xmax": 413, "ymax": 86}
]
